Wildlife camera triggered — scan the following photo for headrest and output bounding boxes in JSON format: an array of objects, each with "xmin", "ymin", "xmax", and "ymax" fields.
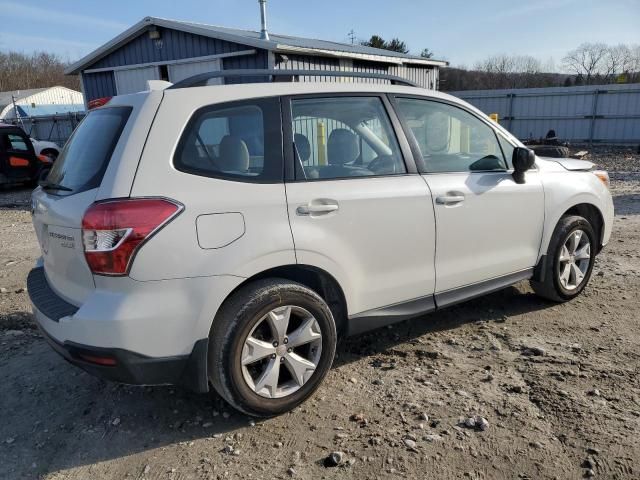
[
  {"xmin": 219, "ymin": 135, "xmax": 250, "ymax": 172},
  {"xmin": 327, "ymin": 128, "xmax": 359, "ymax": 165},
  {"xmin": 294, "ymin": 133, "xmax": 311, "ymax": 162}
]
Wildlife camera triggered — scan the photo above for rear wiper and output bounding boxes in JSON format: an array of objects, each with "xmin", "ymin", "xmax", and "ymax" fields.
[{"xmin": 39, "ymin": 181, "xmax": 73, "ymax": 192}]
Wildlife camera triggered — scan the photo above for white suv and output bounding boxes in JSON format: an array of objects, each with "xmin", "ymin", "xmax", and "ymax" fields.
[{"xmin": 28, "ymin": 71, "xmax": 613, "ymax": 416}]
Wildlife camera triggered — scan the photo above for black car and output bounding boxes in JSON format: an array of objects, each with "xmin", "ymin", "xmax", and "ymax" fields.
[{"xmin": 0, "ymin": 123, "xmax": 51, "ymax": 186}]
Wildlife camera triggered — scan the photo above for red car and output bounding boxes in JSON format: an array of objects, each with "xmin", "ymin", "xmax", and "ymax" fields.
[{"xmin": 0, "ymin": 123, "xmax": 52, "ymax": 186}]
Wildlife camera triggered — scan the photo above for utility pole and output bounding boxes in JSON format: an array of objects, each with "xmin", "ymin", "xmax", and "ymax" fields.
[{"xmin": 348, "ymin": 30, "xmax": 356, "ymax": 45}]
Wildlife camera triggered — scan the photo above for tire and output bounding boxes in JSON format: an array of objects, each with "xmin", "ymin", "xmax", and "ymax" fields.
[
  {"xmin": 531, "ymin": 215, "xmax": 596, "ymax": 302},
  {"xmin": 208, "ymin": 278, "xmax": 337, "ymax": 417}
]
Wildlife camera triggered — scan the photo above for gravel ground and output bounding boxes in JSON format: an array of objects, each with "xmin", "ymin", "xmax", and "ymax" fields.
[{"xmin": 1, "ymin": 149, "xmax": 639, "ymax": 480}]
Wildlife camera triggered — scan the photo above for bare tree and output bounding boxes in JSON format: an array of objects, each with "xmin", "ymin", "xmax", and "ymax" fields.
[
  {"xmin": 562, "ymin": 43, "xmax": 608, "ymax": 84},
  {"xmin": 603, "ymin": 44, "xmax": 631, "ymax": 80},
  {"xmin": 473, "ymin": 54, "xmax": 543, "ymax": 88},
  {"xmin": 0, "ymin": 51, "xmax": 80, "ymax": 92},
  {"xmin": 623, "ymin": 44, "xmax": 640, "ymax": 82},
  {"xmin": 443, "ymin": 42, "xmax": 640, "ymax": 91}
]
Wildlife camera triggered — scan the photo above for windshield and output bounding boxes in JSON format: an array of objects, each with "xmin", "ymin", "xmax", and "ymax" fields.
[{"xmin": 46, "ymin": 107, "xmax": 132, "ymax": 194}]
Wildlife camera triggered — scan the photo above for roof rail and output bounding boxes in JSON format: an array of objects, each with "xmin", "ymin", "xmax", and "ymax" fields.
[{"xmin": 168, "ymin": 69, "xmax": 420, "ymax": 89}]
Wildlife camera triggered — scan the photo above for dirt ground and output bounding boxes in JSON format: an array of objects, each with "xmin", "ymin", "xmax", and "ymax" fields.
[{"xmin": 1, "ymin": 148, "xmax": 639, "ymax": 480}]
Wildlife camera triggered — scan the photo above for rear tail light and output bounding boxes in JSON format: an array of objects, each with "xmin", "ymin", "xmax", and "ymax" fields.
[
  {"xmin": 88, "ymin": 97, "xmax": 112, "ymax": 110},
  {"xmin": 8, "ymin": 156, "xmax": 30, "ymax": 167},
  {"xmin": 82, "ymin": 198, "xmax": 183, "ymax": 276}
]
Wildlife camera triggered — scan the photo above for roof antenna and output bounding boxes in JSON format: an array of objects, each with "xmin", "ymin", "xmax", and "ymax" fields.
[{"xmin": 258, "ymin": 0, "xmax": 269, "ymax": 40}]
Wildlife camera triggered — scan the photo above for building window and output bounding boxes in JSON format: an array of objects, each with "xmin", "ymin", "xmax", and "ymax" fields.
[{"xmin": 159, "ymin": 65, "xmax": 169, "ymax": 82}]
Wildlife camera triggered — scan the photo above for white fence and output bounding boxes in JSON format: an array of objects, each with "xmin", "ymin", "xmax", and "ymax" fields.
[{"xmin": 450, "ymin": 83, "xmax": 640, "ymax": 144}]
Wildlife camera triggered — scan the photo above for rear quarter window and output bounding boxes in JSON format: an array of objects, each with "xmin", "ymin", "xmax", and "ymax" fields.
[
  {"xmin": 174, "ymin": 98, "xmax": 282, "ymax": 183},
  {"xmin": 45, "ymin": 107, "xmax": 132, "ymax": 194}
]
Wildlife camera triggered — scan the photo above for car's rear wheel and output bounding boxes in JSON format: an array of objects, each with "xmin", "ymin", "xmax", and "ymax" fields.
[
  {"xmin": 531, "ymin": 215, "xmax": 596, "ymax": 302},
  {"xmin": 208, "ymin": 279, "xmax": 337, "ymax": 417}
]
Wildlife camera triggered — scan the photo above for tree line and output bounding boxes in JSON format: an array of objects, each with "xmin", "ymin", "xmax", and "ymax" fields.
[
  {"xmin": 441, "ymin": 43, "xmax": 640, "ymax": 91},
  {"xmin": 360, "ymin": 36, "xmax": 640, "ymax": 91},
  {"xmin": 0, "ymin": 51, "xmax": 80, "ymax": 92},
  {"xmin": 562, "ymin": 43, "xmax": 640, "ymax": 85}
]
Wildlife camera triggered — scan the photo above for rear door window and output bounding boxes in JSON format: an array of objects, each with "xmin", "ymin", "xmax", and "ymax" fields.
[
  {"xmin": 46, "ymin": 107, "xmax": 132, "ymax": 194},
  {"xmin": 6, "ymin": 133, "xmax": 30, "ymax": 152},
  {"xmin": 174, "ymin": 98, "xmax": 282, "ymax": 182}
]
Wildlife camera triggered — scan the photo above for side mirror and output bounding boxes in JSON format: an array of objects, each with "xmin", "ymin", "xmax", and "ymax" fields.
[{"xmin": 512, "ymin": 147, "xmax": 535, "ymax": 184}]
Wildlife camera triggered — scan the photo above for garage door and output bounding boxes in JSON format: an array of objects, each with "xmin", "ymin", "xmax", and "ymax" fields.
[
  {"xmin": 168, "ymin": 59, "xmax": 222, "ymax": 84},
  {"xmin": 115, "ymin": 66, "xmax": 160, "ymax": 95}
]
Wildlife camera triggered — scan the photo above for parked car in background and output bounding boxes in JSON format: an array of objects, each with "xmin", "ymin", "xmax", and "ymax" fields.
[
  {"xmin": 27, "ymin": 70, "xmax": 613, "ymax": 417},
  {"xmin": 0, "ymin": 123, "xmax": 52, "ymax": 186},
  {"xmin": 30, "ymin": 137, "xmax": 60, "ymax": 161}
]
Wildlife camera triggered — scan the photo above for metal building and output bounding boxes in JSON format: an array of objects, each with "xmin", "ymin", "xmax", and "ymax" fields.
[
  {"xmin": 452, "ymin": 83, "xmax": 640, "ymax": 144},
  {"xmin": 65, "ymin": 16, "xmax": 447, "ymax": 104},
  {"xmin": 0, "ymin": 87, "xmax": 84, "ymax": 120}
]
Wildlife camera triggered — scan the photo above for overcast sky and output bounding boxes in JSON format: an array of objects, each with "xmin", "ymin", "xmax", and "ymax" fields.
[{"xmin": 1, "ymin": 0, "xmax": 638, "ymax": 69}]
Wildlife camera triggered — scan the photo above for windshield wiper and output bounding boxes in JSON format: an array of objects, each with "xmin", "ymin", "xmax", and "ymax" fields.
[{"xmin": 39, "ymin": 181, "xmax": 73, "ymax": 192}]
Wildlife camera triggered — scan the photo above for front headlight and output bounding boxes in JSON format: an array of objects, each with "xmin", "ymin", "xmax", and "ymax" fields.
[{"xmin": 592, "ymin": 170, "xmax": 610, "ymax": 189}]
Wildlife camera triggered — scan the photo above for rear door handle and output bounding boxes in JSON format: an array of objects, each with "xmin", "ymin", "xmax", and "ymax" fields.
[
  {"xmin": 296, "ymin": 200, "xmax": 339, "ymax": 216},
  {"xmin": 435, "ymin": 194, "xmax": 465, "ymax": 205}
]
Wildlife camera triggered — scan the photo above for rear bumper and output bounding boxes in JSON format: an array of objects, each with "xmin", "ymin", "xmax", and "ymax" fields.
[
  {"xmin": 27, "ymin": 266, "xmax": 212, "ymax": 392},
  {"xmin": 36, "ymin": 323, "xmax": 209, "ymax": 392}
]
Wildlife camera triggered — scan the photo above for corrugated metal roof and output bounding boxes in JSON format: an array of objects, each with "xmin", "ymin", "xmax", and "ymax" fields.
[
  {"xmin": 66, "ymin": 16, "xmax": 448, "ymax": 74},
  {"xmin": 0, "ymin": 88, "xmax": 48, "ymax": 110}
]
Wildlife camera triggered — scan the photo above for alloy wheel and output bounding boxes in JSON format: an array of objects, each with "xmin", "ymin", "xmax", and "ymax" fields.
[
  {"xmin": 558, "ymin": 229, "xmax": 591, "ymax": 291},
  {"xmin": 240, "ymin": 305, "xmax": 323, "ymax": 398}
]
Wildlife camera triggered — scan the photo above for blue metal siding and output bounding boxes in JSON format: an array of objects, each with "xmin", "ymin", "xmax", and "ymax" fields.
[
  {"xmin": 90, "ymin": 27, "xmax": 251, "ymax": 69},
  {"xmin": 79, "ymin": 26, "xmax": 442, "ymax": 99},
  {"xmin": 222, "ymin": 50, "xmax": 269, "ymax": 84},
  {"xmin": 82, "ymin": 71, "xmax": 116, "ymax": 101}
]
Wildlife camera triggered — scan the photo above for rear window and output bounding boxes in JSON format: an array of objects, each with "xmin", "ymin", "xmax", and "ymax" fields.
[
  {"xmin": 46, "ymin": 107, "xmax": 131, "ymax": 194},
  {"xmin": 174, "ymin": 98, "xmax": 282, "ymax": 182}
]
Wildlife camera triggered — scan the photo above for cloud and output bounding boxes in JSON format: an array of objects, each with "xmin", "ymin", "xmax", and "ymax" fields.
[
  {"xmin": 0, "ymin": 1, "xmax": 128, "ymax": 31},
  {"xmin": 0, "ymin": 32, "xmax": 97, "ymax": 59},
  {"xmin": 492, "ymin": 0, "xmax": 581, "ymax": 20}
]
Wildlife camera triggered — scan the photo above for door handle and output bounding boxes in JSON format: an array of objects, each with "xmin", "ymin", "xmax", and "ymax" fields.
[
  {"xmin": 296, "ymin": 200, "xmax": 339, "ymax": 216},
  {"xmin": 435, "ymin": 194, "xmax": 465, "ymax": 205}
]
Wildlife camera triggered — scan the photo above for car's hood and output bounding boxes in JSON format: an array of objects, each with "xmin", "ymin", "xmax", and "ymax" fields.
[{"xmin": 538, "ymin": 156, "xmax": 594, "ymax": 171}]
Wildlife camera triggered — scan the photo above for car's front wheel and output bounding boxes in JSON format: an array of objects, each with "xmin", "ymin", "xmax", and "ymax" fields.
[
  {"xmin": 531, "ymin": 215, "xmax": 597, "ymax": 302},
  {"xmin": 208, "ymin": 279, "xmax": 337, "ymax": 417}
]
